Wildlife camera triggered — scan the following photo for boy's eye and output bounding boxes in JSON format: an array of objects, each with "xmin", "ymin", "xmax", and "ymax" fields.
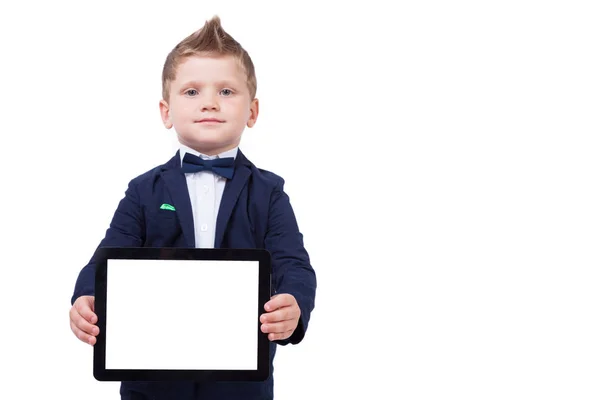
[
  {"xmin": 185, "ymin": 89, "xmax": 198, "ymax": 96},
  {"xmin": 220, "ymin": 89, "xmax": 233, "ymax": 96}
]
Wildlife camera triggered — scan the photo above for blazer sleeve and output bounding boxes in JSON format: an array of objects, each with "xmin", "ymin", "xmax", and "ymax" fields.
[
  {"xmin": 265, "ymin": 179, "xmax": 317, "ymax": 345},
  {"xmin": 70, "ymin": 179, "xmax": 145, "ymax": 305}
]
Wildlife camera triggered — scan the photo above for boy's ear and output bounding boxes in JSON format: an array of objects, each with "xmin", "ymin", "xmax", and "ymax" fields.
[
  {"xmin": 247, "ymin": 98, "xmax": 259, "ymax": 128},
  {"xmin": 159, "ymin": 99, "xmax": 173, "ymax": 129}
]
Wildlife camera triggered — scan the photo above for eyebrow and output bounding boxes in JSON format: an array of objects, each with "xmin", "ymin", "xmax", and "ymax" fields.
[{"xmin": 179, "ymin": 80, "xmax": 239, "ymax": 88}]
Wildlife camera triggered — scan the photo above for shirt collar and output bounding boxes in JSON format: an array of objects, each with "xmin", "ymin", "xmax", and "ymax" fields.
[{"xmin": 179, "ymin": 144, "xmax": 239, "ymax": 166}]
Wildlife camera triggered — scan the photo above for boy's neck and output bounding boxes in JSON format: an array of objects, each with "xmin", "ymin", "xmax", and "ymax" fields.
[
  {"xmin": 179, "ymin": 142, "xmax": 239, "ymax": 158},
  {"xmin": 179, "ymin": 142, "xmax": 239, "ymax": 157}
]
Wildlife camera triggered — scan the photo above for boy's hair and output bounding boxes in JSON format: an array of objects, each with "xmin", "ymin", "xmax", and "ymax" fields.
[{"xmin": 161, "ymin": 15, "xmax": 257, "ymax": 101}]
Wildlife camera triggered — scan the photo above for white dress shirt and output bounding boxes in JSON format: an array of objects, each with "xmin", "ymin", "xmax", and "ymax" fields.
[{"xmin": 179, "ymin": 144, "xmax": 238, "ymax": 248}]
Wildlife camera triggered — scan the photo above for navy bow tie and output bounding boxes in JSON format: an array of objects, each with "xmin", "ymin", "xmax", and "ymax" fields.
[{"xmin": 181, "ymin": 152, "xmax": 235, "ymax": 179}]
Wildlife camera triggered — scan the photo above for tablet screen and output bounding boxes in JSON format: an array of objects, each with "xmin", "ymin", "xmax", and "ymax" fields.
[{"xmin": 105, "ymin": 259, "xmax": 259, "ymax": 370}]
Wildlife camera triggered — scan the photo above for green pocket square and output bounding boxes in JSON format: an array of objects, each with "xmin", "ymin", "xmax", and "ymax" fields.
[{"xmin": 160, "ymin": 203, "xmax": 176, "ymax": 211}]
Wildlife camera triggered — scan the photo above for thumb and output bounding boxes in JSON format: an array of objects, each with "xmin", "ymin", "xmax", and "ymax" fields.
[{"xmin": 87, "ymin": 296, "xmax": 95, "ymax": 313}]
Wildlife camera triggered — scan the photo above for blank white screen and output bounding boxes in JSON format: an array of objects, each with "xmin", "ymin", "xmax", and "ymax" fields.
[{"xmin": 105, "ymin": 259, "xmax": 259, "ymax": 370}]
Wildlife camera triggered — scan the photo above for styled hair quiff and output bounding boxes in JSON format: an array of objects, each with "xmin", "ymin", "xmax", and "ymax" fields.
[{"xmin": 161, "ymin": 15, "xmax": 257, "ymax": 101}]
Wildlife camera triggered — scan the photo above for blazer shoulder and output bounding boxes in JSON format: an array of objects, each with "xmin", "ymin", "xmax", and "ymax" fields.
[
  {"xmin": 127, "ymin": 157, "xmax": 175, "ymax": 188},
  {"xmin": 238, "ymin": 150, "xmax": 286, "ymax": 190},
  {"xmin": 250, "ymin": 164, "xmax": 286, "ymax": 190}
]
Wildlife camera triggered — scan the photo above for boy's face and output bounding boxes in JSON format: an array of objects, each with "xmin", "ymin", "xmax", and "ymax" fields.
[{"xmin": 160, "ymin": 54, "xmax": 258, "ymax": 155}]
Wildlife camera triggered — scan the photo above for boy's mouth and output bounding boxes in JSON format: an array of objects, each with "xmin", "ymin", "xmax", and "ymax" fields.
[{"xmin": 196, "ymin": 118, "xmax": 224, "ymax": 123}]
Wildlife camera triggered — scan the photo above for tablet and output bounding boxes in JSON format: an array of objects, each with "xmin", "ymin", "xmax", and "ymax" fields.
[{"xmin": 93, "ymin": 247, "xmax": 272, "ymax": 382}]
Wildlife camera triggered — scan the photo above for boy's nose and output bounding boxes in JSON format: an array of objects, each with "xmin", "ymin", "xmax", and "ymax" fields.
[{"xmin": 200, "ymin": 95, "xmax": 219, "ymax": 111}]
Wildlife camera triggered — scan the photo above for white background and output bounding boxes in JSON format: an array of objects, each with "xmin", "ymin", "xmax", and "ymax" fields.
[{"xmin": 0, "ymin": 1, "xmax": 599, "ymax": 399}]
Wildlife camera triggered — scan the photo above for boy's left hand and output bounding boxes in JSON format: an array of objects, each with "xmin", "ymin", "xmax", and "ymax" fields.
[{"xmin": 260, "ymin": 293, "xmax": 300, "ymax": 341}]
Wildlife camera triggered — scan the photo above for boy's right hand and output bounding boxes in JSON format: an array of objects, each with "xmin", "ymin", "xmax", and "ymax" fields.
[{"xmin": 69, "ymin": 295, "xmax": 99, "ymax": 346}]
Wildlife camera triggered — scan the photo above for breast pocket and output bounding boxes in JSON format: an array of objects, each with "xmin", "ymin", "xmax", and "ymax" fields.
[{"xmin": 144, "ymin": 209, "xmax": 182, "ymax": 246}]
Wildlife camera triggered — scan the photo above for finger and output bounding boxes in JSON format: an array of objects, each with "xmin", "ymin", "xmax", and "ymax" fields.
[
  {"xmin": 72, "ymin": 309, "xmax": 99, "ymax": 336},
  {"xmin": 268, "ymin": 329, "xmax": 295, "ymax": 341},
  {"xmin": 264, "ymin": 294, "xmax": 294, "ymax": 312},
  {"xmin": 260, "ymin": 308, "xmax": 297, "ymax": 324},
  {"xmin": 76, "ymin": 301, "xmax": 97, "ymax": 324},
  {"xmin": 71, "ymin": 321, "xmax": 97, "ymax": 345},
  {"xmin": 261, "ymin": 321, "xmax": 295, "ymax": 334}
]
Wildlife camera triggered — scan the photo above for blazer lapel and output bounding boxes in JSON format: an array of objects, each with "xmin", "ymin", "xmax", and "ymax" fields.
[
  {"xmin": 160, "ymin": 151, "xmax": 195, "ymax": 247},
  {"xmin": 214, "ymin": 150, "xmax": 253, "ymax": 248}
]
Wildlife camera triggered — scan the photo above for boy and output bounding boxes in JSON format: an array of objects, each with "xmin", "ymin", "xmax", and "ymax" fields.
[{"xmin": 69, "ymin": 16, "xmax": 317, "ymax": 400}]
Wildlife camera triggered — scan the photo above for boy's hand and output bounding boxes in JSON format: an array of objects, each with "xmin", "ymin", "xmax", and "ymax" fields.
[
  {"xmin": 260, "ymin": 294, "xmax": 300, "ymax": 341},
  {"xmin": 69, "ymin": 295, "xmax": 99, "ymax": 346}
]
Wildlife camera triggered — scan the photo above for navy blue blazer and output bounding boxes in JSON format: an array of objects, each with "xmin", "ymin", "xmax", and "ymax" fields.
[{"xmin": 71, "ymin": 149, "xmax": 317, "ymax": 400}]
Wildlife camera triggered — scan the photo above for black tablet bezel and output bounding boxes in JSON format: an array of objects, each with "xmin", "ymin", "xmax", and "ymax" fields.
[{"xmin": 93, "ymin": 247, "xmax": 272, "ymax": 382}]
